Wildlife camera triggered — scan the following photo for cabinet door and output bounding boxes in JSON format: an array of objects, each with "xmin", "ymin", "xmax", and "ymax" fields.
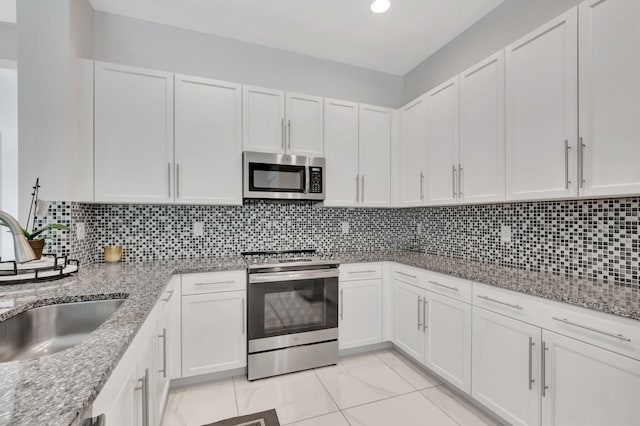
[
  {"xmin": 359, "ymin": 104, "xmax": 391, "ymax": 207},
  {"xmin": 541, "ymin": 330, "xmax": 640, "ymax": 426},
  {"xmin": 579, "ymin": 0, "xmax": 640, "ymax": 197},
  {"xmin": 459, "ymin": 51, "xmax": 506, "ymax": 203},
  {"xmin": 393, "ymin": 279, "xmax": 425, "ymax": 362},
  {"xmin": 472, "ymin": 307, "xmax": 541, "ymax": 426},
  {"xmin": 323, "ymin": 98, "xmax": 359, "ymax": 207},
  {"xmin": 426, "ymin": 77, "xmax": 460, "ymax": 205},
  {"xmin": 166, "ymin": 277, "xmax": 181, "ymax": 380},
  {"xmin": 94, "ymin": 62, "xmax": 174, "ymax": 203},
  {"xmin": 154, "ymin": 301, "xmax": 170, "ymax": 424},
  {"xmin": 175, "ymin": 75, "xmax": 242, "ymax": 205},
  {"xmin": 505, "ymin": 9, "xmax": 578, "ymax": 201},
  {"xmin": 182, "ymin": 291, "xmax": 246, "ymax": 377},
  {"xmin": 400, "ymin": 96, "xmax": 428, "ymax": 207},
  {"xmin": 339, "ymin": 278, "xmax": 382, "ymax": 350},
  {"xmin": 243, "ymin": 85, "xmax": 285, "ymax": 154},
  {"xmin": 135, "ymin": 334, "xmax": 155, "ymax": 426},
  {"xmin": 286, "ymin": 92, "xmax": 324, "ymax": 156},
  {"xmin": 103, "ymin": 363, "xmax": 137, "ymax": 426},
  {"xmin": 424, "ymin": 292, "xmax": 471, "ymax": 394}
]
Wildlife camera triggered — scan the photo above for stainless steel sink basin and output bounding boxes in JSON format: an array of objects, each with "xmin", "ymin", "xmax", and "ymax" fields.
[{"xmin": 0, "ymin": 299, "xmax": 125, "ymax": 363}]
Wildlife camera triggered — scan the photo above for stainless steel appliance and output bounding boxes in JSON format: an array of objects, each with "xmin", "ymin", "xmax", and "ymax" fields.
[
  {"xmin": 243, "ymin": 250, "xmax": 339, "ymax": 380},
  {"xmin": 243, "ymin": 152, "xmax": 326, "ymax": 201}
]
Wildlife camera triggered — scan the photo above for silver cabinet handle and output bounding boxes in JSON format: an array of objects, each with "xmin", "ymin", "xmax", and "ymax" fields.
[
  {"xmin": 417, "ymin": 296, "xmax": 423, "ymax": 330},
  {"xmin": 423, "ymin": 298, "xmax": 428, "ymax": 333},
  {"xmin": 552, "ymin": 317, "xmax": 631, "ymax": 342},
  {"xmin": 287, "ymin": 119, "xmax": 292, "ymax": 150},
  {"xmin": 161, "ymin": 289, "xmax": 174, "ymax": 302},
  {"xmin": 420, "ymin": 172, "xmax": 425, "ymax": 201},
  {"xmin": 361, "ymin": 175, "xmax": 365, "ymax": 202},
  {"xmin": 355, "ymin": 175, "xmax": 360, "ymax": 203},
  {"xmin": 194, "ymin": 280, "xmax": 235, "ymax": 286},
  {"xmin": 241, "ymin": 298, "xmax": 245, "ymax": 334},
  {"xmin": 349, "ymin": 270, "xmax": 377, "ymax": 274},
  {"xmin": 541, "ymin": 341, "xmax": 548, "ymax": 397},
  {"xmin": 579, "ymin": 137, "xmax": 586, "ymax": 188},
  {"xmin": 281, "ymin": 118, "xmax": 285, "ymax": 149},
  {"xmin": 477, "ymin": 295, "xmax": 523, "ymax": 310},
  {"xmin": 167, "ymin": 163, "xmax": 171, "ymax": 198},
  {"xmin": 176, "ymin": 163, "xmax": 180, "ymax": 199},
  {"xmin": 134, "ymin": 368, "xmax": 150, "ymax": 426},
  {"xmin": 564, "ymin": 140, "xmax": 571, "ymax": 189},
  {"xmin": 397, "ymin": 271, "xmax": 417, "ymax": 280},
  {"xmin": 158, "ymin": 328, "xmax": 167, "ymax": 378},
  {"xmin": 528, "ymin": 337, "xmax": 535, "ymax": 390},
  {"xmin": 81, "ymin": 414, "xmax": 106, "ymax": 426},
  {"xmin": 452, "ymin": 165, "xmax": 457, "ymax": 198},
  {"xmin": 340, "ymin": 289, "xmax": 344, "ymax": 320},
  {"xmin": 428, "ymin": 280, "xmax": 459, "ymax": 292},
  {"xmin": 458, "ymin": 164, "xmax": 463, "ymax": 197}
]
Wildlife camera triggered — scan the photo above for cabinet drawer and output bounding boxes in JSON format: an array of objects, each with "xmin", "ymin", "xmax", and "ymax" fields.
[
  {"xmin": 182, "ymin": 270, "xmax": 246, "ymax": 295},
  {"xmin": 392, "ymin": 264, "xmax": 428, "ymax": 289},
  {"xmin": 424, "ymin": 271, "xmax": 472, "ymax": 303},
  {"xmin": 472, "ymin": 283, "xmax": 542, "ymax": 325},
  {"xmin": 340, "ymin": 262, "xmax": 382, "ymax": 281}
]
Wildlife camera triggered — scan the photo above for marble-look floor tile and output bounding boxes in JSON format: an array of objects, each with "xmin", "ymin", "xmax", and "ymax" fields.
[
  {"xmin": 374, "ymin": 349, "xmax": 442, "ymax": 390},
  {"xmin": 343, "ymin": 391, "xmax": 458, "ymax": 426},
  {"xmin": 233, "ymin": 371, "xmax": 338, "ymax": 425},
  {"xmin": 283, "ymin": 411, "xmax": 351, "ymax": 426},
  {"xmin": 161, "ymin": 378, "xmax": 237, "ymax": 426},
  {"xmin": 314, "ymin": 353, "xmax": 414, "ymax": 409},
  {"xmin": 422, "ymin": 386, "xmax": 501, "ymax": 426}
]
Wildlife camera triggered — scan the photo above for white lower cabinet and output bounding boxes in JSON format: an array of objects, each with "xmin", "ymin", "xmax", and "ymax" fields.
[
  {"xmin": 181, "ymin": 290, "xmax": 247, "ymax": 377},
  {"xmin": 393, "ymin": 279, "xmax": 426, "ymax": 361},
  {"xmin": 339, "ymin": 275, "xmax": 382, "ymax": 350},
  {"xmin": 153, "ymin": 277, "xmax": 178, "ymax": 424},
  {"xmin": 472, "ymin": 306, "xmax": 541, "ymax": 426},
  {"xmin": 541, "ymin": 330, "xmax": 640, "ymax": 426}
]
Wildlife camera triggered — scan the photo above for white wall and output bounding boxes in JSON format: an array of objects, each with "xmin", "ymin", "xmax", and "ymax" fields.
[
  {"xmin": 0, "ymin": 64, "xmax": 18, "ymax": 259},
  {"xmin": 403, "ymin": 0, "xmax": 582, "ymax": 103},
  {"xmin": 0, "ymin": 22, "xmax": 16, "ymax": 61},
  {"xmin": 93, "ymin": 12, "xmax": 404, "ymax": 108}
]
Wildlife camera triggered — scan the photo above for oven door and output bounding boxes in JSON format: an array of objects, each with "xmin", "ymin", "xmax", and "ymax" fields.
[{"xmin": 247, "ymin": 268, "xmax": 338, "ymax": 347}]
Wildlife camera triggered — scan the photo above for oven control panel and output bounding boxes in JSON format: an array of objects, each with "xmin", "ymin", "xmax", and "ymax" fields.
[{"xmin": 309, "ymin": 167, "xmax": 323, "ymax": 194}]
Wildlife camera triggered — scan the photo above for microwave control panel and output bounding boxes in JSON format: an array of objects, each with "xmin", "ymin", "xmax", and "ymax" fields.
[{"xmin": 309, "ymin": 167, "xmax": 323, "ymax": 194}]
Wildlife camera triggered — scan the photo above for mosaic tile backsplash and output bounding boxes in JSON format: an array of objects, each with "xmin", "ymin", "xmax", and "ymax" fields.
[{"xmin": 32, "ymin": 197, "xmax": 639, "ymax": 287}]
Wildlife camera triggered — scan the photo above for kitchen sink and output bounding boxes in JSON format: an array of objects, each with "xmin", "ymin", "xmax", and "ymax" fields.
[{"xmin": 0, "ymin": 299, "xmax": 125, "ymax": 363}]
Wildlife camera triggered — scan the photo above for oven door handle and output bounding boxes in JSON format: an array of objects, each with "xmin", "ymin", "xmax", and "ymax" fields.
[{"xmin": 249, "ymin": 269, "xmax": 339, "ymax": 283}]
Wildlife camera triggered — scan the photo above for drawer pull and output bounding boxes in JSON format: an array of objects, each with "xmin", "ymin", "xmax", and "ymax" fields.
[
  {"xmin": 477, "ymin": 295, "xmax": 523, "ymax": 310},
  {"xmin": 194, "ymin": 280, "xmax": 236, "ymax": 286},
  {"xmin": 348, "ymin": 270, "xmax": 377, "ymax": 274},
  {"xmin": 552, "ymin": 317, "xmax": 631, "ymax": 342},
  {"xmin": 428, "ymin": 280, "xmax": 459, "ymax": 292},
  {"xmin": 397, "ymin": 271, "xmax": 417, "ymax": 280}
]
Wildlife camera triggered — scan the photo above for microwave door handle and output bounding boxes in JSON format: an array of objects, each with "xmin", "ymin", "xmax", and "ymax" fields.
[{"xmin": 305, "ymin": 168, "xmax": 310, "ymax": 193}]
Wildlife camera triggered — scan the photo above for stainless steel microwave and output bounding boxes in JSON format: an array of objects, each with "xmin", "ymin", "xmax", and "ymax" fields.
[{"xmin": 243, "ymin": 152, "xmax": 326, "ymax": 201}]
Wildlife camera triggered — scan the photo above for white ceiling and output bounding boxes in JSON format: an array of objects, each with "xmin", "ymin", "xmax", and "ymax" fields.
[
  {"xmin": 0, "ymin": 0, "xmax": 16, "ymax": 24},
  {"xmin": 88, "ymin": 0, "xmax": 505, "ymax": 75}
]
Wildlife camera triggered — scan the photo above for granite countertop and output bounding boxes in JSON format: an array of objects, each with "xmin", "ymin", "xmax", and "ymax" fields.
[
  {"xmin": 1, "ymin": 251, "xmax": 638, "ymax": 426},
  {"xmin": 0, "ymin": 256, "xmax": 246, "ymax": 426}
]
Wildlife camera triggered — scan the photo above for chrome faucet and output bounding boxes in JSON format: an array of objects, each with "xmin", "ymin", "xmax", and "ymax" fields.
[{"xmin": 0, "ymin": 210, "xmax": 36, "ymax": 263}]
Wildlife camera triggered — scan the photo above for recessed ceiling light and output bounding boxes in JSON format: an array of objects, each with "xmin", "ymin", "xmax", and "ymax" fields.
[{"xmin": 370, "ymin": 0, "xmax": 391, "ymax": 14}]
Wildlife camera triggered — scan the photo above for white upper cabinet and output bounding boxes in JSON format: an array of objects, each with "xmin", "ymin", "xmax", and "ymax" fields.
[
  {"xmin": 323, "ymin": 99, "xmax": 360, "ymax": 207},
  {"xmin": 459, "ymin": 51, "xmax": 506, "ymax": 203},
  {"xmin": 425, "ymin": 77, "xmax": 460, "ymax": 205},
  {"xmin": 175, "ymin": 75, "xmax": 242, "ymax": 205},
  {"xmin": 400, "ymin": 96, "xmax": 428, "ymax": 207},
  {"xmin": 243, "ymin": 85, "xmax": 286, "ymax": 154},
  {"xmin": 94, "ymin": 62, "xmax": 174, "ymax": 203},
  {"xmin": 285, "ymin": 92, "xmax": 324, "ymax": 156},
  {"xmin": 505, "ymin": 8, "xmax": 578, "ymax": 201},
  {"xmin": 578, "ymin": 0, "xmax": 640, "ymax": 198},
  {"xmin": 359, "ymin": 104, "xmax": 391, "ymax": 207}
]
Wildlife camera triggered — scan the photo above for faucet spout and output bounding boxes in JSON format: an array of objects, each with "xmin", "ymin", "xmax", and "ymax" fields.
[{"xmin": 0, "ymin": 210, "xmax": 37, "ymax": 263}]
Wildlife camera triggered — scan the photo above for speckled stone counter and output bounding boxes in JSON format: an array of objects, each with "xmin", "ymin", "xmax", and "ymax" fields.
[
  {"xmin": 0, "ymin": 256, "xmax": 245, "ymax": 426},
  {"xmin": 334, "ymin": 250, "xmax": 640, "ymax": 321}
]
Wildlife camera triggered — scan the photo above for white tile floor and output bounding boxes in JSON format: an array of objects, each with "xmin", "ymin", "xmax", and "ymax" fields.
[{"xmin": 161, "ymin": 349, "xmax": 500, "ymax": 426}]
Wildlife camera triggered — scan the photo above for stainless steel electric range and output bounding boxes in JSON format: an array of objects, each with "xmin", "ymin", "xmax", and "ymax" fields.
[{"xmin": 242, "ymin": 250, "xmax": 339, "ymax": 381}]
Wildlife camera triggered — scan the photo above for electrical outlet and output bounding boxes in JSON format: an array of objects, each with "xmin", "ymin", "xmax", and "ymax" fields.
[
  {"xmin": 75, "ymin": 223, "xmax": 85, "ymax": 240},
  {"xmin": 341, "ymin": 222, "xmax": 350, "ymax": 235},
  {"xmin": 193, "ymin": 222, "xmax": 204, "ymax": 237},
  {"xmin": 501, "ymin": 225, "xmax": 512, "ymax": 243}
]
